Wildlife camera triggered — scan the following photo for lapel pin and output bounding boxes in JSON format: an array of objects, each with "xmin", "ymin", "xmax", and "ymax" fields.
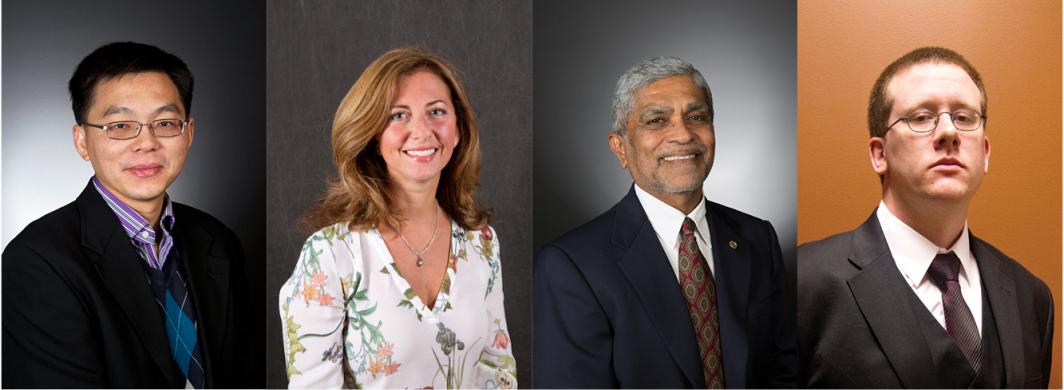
[{"xmin": 729, "ymin": 240, "xmax": 738, "ymax": 249}]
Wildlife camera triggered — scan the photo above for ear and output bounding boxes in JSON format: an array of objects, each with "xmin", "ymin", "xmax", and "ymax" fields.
[
  {"xmin": 982, "ymin": 135, "xmax": 991, "ymax": 173},
  {"xmin": 869, "ymin": 136, "xmax": 888, "ymax": 176},
  {"xmin": 608, "ymin": 131, "xmax": 628, "ymax": 169},
  {"xmin": 73, "ymin": 124, "xmax": 91, "ymax": 161},
  {"xmin": 185, "ymin": 117, "xmax": 196, "ymax": 148}
]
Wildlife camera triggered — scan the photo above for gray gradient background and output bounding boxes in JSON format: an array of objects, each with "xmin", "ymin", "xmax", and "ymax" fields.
[
  {"xmin": 1, "ymin": 0, "xmax": 267, "ymax": 383},
  {"xmin": 533, "ymin": 0, "xmax": 798, "ymax": 282},
  {"xmin": 266, "ymin": 1, "xmax": 532, "ymax": 387}
]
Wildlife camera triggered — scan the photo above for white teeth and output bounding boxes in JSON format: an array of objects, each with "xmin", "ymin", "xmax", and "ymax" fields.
[
  {"xmin": 405, "ymin": 148, "xmax": 436, "ymax": 157},
  {"xmin": 662, "ymin": 154, "xmax": 695, "ymax": 161}
]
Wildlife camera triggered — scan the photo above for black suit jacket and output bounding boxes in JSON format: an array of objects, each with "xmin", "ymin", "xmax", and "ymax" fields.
[
  {"xmin": 533, "ymin": 187, "xmax": 797, "ymax": 388},
  {"xmin": 797, "ymin": 211, "xmax": 1054, "ymax": 388},
  {"xmin": 2, "ymin": 181, "xmax": 263, "ymax": 388}
]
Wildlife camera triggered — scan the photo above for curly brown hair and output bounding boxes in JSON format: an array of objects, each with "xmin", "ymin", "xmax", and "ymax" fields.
[{"xmin": 304, "ymin": 48, "xmax": 490, "ymax": 232}]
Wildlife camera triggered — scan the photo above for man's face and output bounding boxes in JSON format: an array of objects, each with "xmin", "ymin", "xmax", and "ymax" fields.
[
  {"xmin": 871, "ymin": 62, "xmax": 990, "ymax": 204},
  {"xmin": 609, "ymin": 75, "xmax": 715, "ymax": 198},
  {"xmin": 74, "ymin": 71, "xmax": 194, "ymax": 211}
]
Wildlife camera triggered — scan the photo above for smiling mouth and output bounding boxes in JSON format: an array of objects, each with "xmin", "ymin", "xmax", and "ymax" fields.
[
  {"xmin": 127, "ymin": 164, "xmax": 163, "ymax": 177},
  {"xmin": 404, "ymin": 148, "xmax": 438, "ymax": 157},
  {"xmin": 660, "ymin": 154, "xmax": 697, "ymax": 162}
]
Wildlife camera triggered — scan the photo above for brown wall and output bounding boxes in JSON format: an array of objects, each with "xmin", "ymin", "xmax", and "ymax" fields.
[{"xmin": 797, "ymin": 1, "xmax": 1062, "ymax": 387}]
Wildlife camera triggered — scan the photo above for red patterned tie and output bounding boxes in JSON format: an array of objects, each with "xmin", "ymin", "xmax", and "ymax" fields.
[
  {"xmin": 678, "ymin": 217, "xmax": 724, "ymax": 388},
  {"xmin": 927, "ymin": 251, "xmax": 982, "ymax": 371}
]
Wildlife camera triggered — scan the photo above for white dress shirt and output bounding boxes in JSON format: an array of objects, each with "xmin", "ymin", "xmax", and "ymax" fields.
[
  {"xmin": 634, "ymin": 184, "xmax": 715, "ymax": 282},
  {"xmin": 877, "ymin": 201, "xmax": 982, "ymax": 334}
]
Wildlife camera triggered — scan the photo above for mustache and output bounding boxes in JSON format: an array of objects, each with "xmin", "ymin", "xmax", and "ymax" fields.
[{"xmin": 655, "ymin": 143, "xmax": 707, "ymax": 159}]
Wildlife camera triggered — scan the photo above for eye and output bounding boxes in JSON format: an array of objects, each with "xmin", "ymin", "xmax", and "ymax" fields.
[
  {"xmin": 429, "ymin": 107, "xmax": 448, "ymax": 117},
  {"xmin": 686, "ymin": 114, "xmax": 708, "ymax": 122},
  {"xmin": 155, "ymin": 120, "xmax": 177, "ymax": 128},
  {"xmin": 908, "ymin": 112, "xmax": 936, "ymax": 124},
  {"xmin": 952, "ymin": 110, "xmax": 977, "ymax": 125},
  {"xmin": 109, "ymin": 122, "xmax": 131, "ymax": 130},
  {"xmin": 644, "ymin": 117, "xmax": 666, "ymax": 126},
  {"xmin": 389, "ymin": 112, "xmax": 408, "ymax": 121}
]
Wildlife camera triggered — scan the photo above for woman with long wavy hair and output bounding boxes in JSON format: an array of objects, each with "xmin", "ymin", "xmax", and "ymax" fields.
[{"xmin": 279, "ymin": 48, "xmax": 516, "ymax": 389}]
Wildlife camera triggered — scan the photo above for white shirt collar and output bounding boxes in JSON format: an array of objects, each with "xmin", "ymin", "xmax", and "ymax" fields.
[
  {"xmin": 877, "ymin": 201, "xmax": 976, "ymax": 289},
  {"xmin": 633, "ymin": 184, "xmax": 711, "ymax": 251}
]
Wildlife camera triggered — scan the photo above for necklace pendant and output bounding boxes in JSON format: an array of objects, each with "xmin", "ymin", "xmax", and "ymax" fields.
[{"xmin": 416, "ymin": 256, "xmax": 424, "ymax": 267}]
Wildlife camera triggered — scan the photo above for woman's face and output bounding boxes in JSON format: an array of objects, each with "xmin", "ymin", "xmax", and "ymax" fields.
[{"xmin": 378, "ymin": 69, "xmax": 460, "ymax": 190}]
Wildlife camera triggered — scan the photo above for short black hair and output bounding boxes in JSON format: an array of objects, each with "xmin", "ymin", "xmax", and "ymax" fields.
[{"xmin": 68, "ymin": 41, "xmax": 193, "ymax": 124}]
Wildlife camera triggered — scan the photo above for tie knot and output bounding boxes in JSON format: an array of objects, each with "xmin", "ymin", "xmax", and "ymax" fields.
[
  {"xmin": 927, "ymin": 251, "xmax": 962, "ymax": 289},
  {"xmin": 681, "ymin": 217, "xmax": 698, "ymax": 236}
]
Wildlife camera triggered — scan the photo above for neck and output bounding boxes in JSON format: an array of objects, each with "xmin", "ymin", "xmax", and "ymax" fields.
[
  {"xmin": 390, "ymin": 183, "xmax": 440, "ymax": 225},
  {"xmin": 882, "ymin": 190, "xmax": 968, "ymax": 248},
  {"xmin": 644, "ymin": 186, "xmax": 704, "ymax": 214}
]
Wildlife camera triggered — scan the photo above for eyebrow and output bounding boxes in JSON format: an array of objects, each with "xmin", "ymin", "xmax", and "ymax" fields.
[
  {"xmin": 684, "ymin": 101, "xmax": 709, "ymax": 113},
  {"xmin": 101, "ymin": 104, "xmax": 183, "ymax": 118},
  {"xmin": 392, "ymin": 99, "xmax": 448, "ymax": 110},
  {"xmin": 638, "ymin": 105, "xmax": 674, "ymax": 118}
]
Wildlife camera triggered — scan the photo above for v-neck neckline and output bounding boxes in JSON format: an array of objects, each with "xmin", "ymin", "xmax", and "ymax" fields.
[{"xmin": 372, "ymin": 220, "xmax": 460, "ymax": 320}]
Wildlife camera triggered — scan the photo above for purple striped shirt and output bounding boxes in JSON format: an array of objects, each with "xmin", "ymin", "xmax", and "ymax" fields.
[{"xmin": 92, "ymin": 176, "xmax": 175, "ymax": 270}]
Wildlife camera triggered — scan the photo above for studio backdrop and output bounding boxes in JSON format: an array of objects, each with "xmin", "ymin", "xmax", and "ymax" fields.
[
  {"xmin": 1, "ymin": 0, "xmax": 267, "ymax": 380},
  {"xmin": 796, "ymin": 1, "xmax": 1062, "ymax": 387},
  {"xmin": 533, "ymin": 0, "xmax": 798, "ymax": 283},
  {"xmin": 265, "ymin": 0, "xmax": 533, "ymax": 387}
]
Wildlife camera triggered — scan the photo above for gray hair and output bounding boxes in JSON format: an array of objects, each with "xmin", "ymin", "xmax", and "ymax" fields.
[{"xmin": 611, "ymin": 56, "xmax": 713, "ymax": 134}]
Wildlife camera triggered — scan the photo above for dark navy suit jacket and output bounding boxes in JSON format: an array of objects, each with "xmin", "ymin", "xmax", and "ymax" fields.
[{"xmin": 533, "ymin": 187, "xmax": 797, "ymax": 388}]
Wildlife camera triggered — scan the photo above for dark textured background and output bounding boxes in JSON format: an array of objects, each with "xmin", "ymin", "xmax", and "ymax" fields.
[
  {"xmin": 533, "ymin": 0, "xmax": 798, "ymax": 298},
  {"xmin": 1, "ymin": 0, "xmax": 267, "ymax": 383},
  {"xmin": 265, "ymin": 1, "xmax": 533, "ymax": 387}
]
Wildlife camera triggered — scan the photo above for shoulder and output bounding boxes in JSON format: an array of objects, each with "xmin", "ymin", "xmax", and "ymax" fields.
[
  {"xmin": 796, "ymin": 228, "xmax": 859, "ymax": 290},
  {"xmin": 535, "ymin": 204, "xmax": 624, "ymax": 278},
  {"xmin": 973, "ymin": 236, "xmax": 1052, "ymax": 300},
  {"xmin": 7, "ymin": 201, "xmax": 81, "ymax": 250},
  {"xmin": 172, "ymin": 202, "xmax": 238, "ymax": 239},
  {"xmin": 705, "ymin": 200, "xmax": 778, "ymax": 240},
  {"xmin": 4, "ymin": 201, "xmax": 82, "ymax": 267},
  {"xmin": 545, "ymin": 204, "xmax": 620, "ymax": 253}
]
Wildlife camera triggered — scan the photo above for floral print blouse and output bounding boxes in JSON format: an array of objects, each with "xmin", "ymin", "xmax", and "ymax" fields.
[{"xmin": 280, "ymin": 221, "xmax": 517, "ymax": 389}]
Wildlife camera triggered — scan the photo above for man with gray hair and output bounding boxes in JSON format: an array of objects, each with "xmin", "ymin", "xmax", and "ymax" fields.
[{"xmin": 533, "ymin": 57, "xmax": 797, "ymax": 388}]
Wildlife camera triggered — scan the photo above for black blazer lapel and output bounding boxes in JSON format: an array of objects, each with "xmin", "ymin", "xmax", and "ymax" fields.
[
  {"xmin": 704, "ymin": 201, "xmax": 751, "ymax": 389},
  {"xmin": 971, "ymin": 235, "xmax": 1023, "ymax": 388},
  {"xmin": 844, "ymin": 212, "xmax": 938, "ymax": 388},
  {"xmin": 613, "ymin": 188, "xmax": 705, "ymax": 388},
  {"xmin": 173, "ymin": 209, "xmax": 232, "ymax": 388},
  {"xmin": 76, "ymin": 185, "xmax": 182, "ymax": 386}
]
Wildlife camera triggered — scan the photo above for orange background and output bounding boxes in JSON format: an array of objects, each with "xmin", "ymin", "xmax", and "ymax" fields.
[{"xmin": 798, "ymin": 1, "xmax": 1062, "ymax": 387}]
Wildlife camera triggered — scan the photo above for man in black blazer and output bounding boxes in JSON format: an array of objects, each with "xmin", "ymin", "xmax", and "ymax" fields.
[
  {"xmin": 534, "ymin": 57, "xmax": 797, "ymax": 388},
  {"xmin": 798, "ymin": 47, "xmax": 1053, "ymax": 388},
  {"xmin": 2, "ymin": 42, "xmax": 261, "ymax": 388}
]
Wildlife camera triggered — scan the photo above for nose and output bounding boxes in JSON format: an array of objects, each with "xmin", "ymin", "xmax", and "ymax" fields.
[
  {"xmin": 933, "ymin": 112, "xmax": 960, "ymax": 149},
  {"xmin": 409, "ymin": 113, "xmax": 434, "ymax": 141},
  {"xmin": 130, "ymin": 123, "xmax": 163, "ymax": 151},
  {"xmin": 666, "ymin": 117, "xmax": 697, "ymax": 143}
]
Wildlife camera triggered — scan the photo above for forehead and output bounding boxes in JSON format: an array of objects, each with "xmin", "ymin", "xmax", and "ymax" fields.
[
  {"xmin": 886, "ymin": 62, "xmax": 981, "ymax": 111},
  {"xmin": 632, "ymin": 76, "xmax": 706, "ymax": 109},
  {"xmin": 90, "ymin": 71, "xmax": 183, "ymax": 113},
  {"xmin": 395, "ymin": 68, "xmax": 451, "ymax": 103}
]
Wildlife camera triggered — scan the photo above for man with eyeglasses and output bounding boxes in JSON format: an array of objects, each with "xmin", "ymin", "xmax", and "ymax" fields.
[
  {"xmin": 797, "ymin": 47, "xmax": 1052, "ymax": 388},
  {"xmin": 3, "ymin": 42, "xmax": 258, "ymax": 388}
]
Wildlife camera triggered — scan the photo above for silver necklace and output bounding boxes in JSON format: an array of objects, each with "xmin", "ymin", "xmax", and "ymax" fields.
[{"xmin": 392, "ymin": 203, "xmax": 439, "ymax": 267}]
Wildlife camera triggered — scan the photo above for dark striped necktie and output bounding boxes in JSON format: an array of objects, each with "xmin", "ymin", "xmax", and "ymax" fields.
[
  {"xmin": 678, "ymin": 217, "xmax": 725, "ymax": 388},
  {"xmin": 927, "ymin": 251, "xmax": 982, "ymax": 372}
]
